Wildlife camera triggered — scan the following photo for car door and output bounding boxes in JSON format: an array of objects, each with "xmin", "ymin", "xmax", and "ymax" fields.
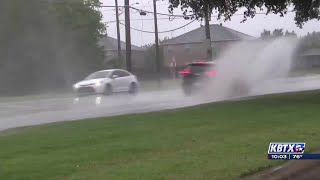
[
  {"xmin": 116, "ymin": 70, "xmax": 131, "ymax": 91},
  {"xmin": 110, "ymin": 70, "xmax": 122, "ymax": 92},
  {"xmin": 118, "ymin": 70, "xmax": 132, "ymax": 91}
]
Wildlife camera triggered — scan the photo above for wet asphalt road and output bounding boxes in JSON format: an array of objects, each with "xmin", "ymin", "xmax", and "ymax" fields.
[
  {"xmin": 0, "ymin": 89, "xmax": 200, "ymax": 131},
  {"xmin": 2, "ymin": 75, "xmax": 320, "ymax": 131}
]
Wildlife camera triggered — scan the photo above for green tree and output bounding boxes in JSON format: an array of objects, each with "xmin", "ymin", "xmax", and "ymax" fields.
[
  {"xmin": 143, "ymin": 38, "xmax": 169, "ymax": 72},
  {"xmin": 168, "ymin": 0, "xmax": 320, "ymax": 28},
  {"xmin": 260, "ymin": 29, "xmax": 272, "ymax": 39},
  {"xmin": 0, "ymin": 0, "xmax": 106, "ymax": 95},
  {"xmin": 260, "ymin": 29, "xmax": 297, "ymax": 39},
  {"xmin": 285, "ymin": 30, "xmax": 298, "ymax": 37},
  {"xmin": 272, "ymin": 29, "xmax": 284, "ymax": 37},
  {"xmin": 299, "ymin": 32, "xmax": 320, "ymax": 51}
]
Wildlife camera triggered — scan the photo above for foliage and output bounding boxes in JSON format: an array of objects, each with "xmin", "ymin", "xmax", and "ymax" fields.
[
  {"xmin": 301, "ymin": 32, "xmax": 320, "ymax": 49},
  {"xmin": 295, "ymin": 31, "xmax": 320, "ymax": 55},
  {"xmin": 168, "ymin": 0, "xmax": 320, "ymax": 28},
  {"xmin": 143, "ymin": 37, "xmax": 170, "ymax": 71},
  {"xmin": 260, "ymin": 29, "xmax": 297, "ymax": 39},
  {"xmin": 290, "ymin": 31, "xmax": 320, "ymax": 70},
  {"xmin": 0, "ymin": 0, "xmax": 106, "ymax": 95},
  {"xmin": 285, "ymin": 30, "xmax": 298, "ymax": 37},
  {"xmin": 104, "ymin": 56, "xmax": 122, "ymax": 69}
]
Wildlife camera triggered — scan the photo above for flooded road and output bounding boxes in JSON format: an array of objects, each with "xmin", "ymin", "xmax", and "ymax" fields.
[{"xmin": 1, "ymin": 75, "xmax": 320, "ymax": 131}]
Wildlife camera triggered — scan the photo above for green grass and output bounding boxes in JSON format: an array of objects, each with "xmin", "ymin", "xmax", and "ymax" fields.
[{"xmin": 1, "ymin": 91, "xmax": 320, "ymax": 180}]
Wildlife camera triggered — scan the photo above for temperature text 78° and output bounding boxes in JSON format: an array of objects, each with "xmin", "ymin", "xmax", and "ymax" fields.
[{"xmin": 292, "ymin": 155, "xmax": 303, "ymax": 159}]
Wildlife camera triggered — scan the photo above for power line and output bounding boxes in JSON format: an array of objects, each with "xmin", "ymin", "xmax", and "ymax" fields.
[
  {"xmin": 119, "ymin": 19, "xmax": 197, "ymax": 34},
  {"xmin": 98, "ymin": 5, "xmax": 194, "ymax": 17},
  {"xmin": 130, "ymin": 3, "xmax": 171, "ymax": 8},
  {"xmin": 129, "ymin": 6, "xmax": 194, "ymax": 17},
  {"xmin": 105, "ymin": 11, "xmax": 295, "ymax": 24},
  {"xmin": 107, "ymin": 10, "xmax": 295, "ymax": 35},
  {"xmin": 42, "ymin": 1, "xmax": 295, "ymax": 19},
  {"xmin": 99, "ymin": 5, "xmax": 293, "ymax": 17},
  {"xmin": 105, "ymin": 17, "xmax": 185, "ymax": 23},
  {"xmin": 100, "ymin": 5, "xmax": 295, "ymax": 18}
]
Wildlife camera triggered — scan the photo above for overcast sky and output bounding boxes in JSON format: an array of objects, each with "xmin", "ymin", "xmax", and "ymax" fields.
[{"xmin": 101, "ymin": 0, "xmax": 320, "ymax": 47}]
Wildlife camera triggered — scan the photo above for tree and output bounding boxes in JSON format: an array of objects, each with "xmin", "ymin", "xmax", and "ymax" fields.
[
  {"xmin": 50, "ymin": 0, "xmax": 106, "ymax": 81},
  {"xmin": 168, "ymin": 0, "xmax": 320, "ymax": 28},
  {"xmin": 260, "ymin": 29, "xmax": 297, "ymax": 39},
  {"xmin": 143, "ymin": 37, "xmax": 169, "ymax": 72},
  {"xmin": 299, "ymin": 31, "xmax": 320, "ymax": 51},
  {"xmin": 0, "ymin": 0, "xmax": 106, "ymax": 95},
  {"xmin": 260, "ymin": 29, "xmax": 271, "ymax": 39},
  {"xmin": 284, "ymin": 30, "xmax": 298, "ymax": 38},
  {"xmin": 272, "ymin": 29, "xmax": 284, "ymax": 37}
]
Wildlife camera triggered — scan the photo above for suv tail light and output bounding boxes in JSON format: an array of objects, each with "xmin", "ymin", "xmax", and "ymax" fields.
[
  {"xmin": 180, "ymin": 70, "xmax": 190, "ymax": 75},
  {"xmin": 206, "ymin": 71, "xmax": 217, "ymax": 76}
]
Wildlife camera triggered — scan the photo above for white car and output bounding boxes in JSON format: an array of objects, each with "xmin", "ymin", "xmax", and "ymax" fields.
[{"xmin": 73, "ymin": 69, "xmax": 139, "ymax": 96}]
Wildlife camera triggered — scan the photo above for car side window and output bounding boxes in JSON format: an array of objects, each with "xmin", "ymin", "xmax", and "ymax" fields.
[
  {"xmin": 112, "ymin": 70, "xmax": 121, "ymax": 77},
  {"xmin": 104, "ymin": 71, "xmax": 110, "ymax": 77},
  {"xmin": 119, "ymin": 70, "xmax": 130, "ymax": 77}
]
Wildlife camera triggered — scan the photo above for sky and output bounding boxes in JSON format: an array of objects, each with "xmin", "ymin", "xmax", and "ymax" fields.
[{"xmin": 101, "ymin": 0, "xmax": 320, "ymax": 47}]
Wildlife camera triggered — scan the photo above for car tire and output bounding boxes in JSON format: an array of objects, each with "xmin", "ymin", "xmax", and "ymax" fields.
[
  {"xmin": 230, "ymin": 81, "xmax": 249, "ymax": 96},
  {"xmin": 183, "ymin": 88, "xmax": 193, "ymax": 96},
  {"xmin": 128, "ymin": 82, "xmax": 138, "ymax": 95},
  {"xmin": 103, "ymin": 84, "xmax": 113, "ymax": 96},
  {"xmin": 182, "ymin": 83, "xmax": 193, "ymax": 96}
]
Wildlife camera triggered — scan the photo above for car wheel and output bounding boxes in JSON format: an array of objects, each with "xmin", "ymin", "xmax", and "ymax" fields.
[
  {"xmin": 182, "ymin": 83, "xmax": 193, "ymax": 96},
  {"xmin": 183, "ymin": 88, "xmax": 193, "ymax": 96},
  {"xmin": 103, "ymin": 84, "xmax": 113, "ymax": 96},
  {"xmin": 128, "ymin": 82, "xmax": 138, "ymax": 95},
  {"xmin": 230, "ymin": 81, "xmax": 249, "ymax": 96}
]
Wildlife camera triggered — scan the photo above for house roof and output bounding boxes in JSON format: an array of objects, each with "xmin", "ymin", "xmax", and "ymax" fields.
[
  {"xmin": 98, "ymin": 36, "xmax": 145, "ymax": 51},
  {"xmin": 162, "ymin": 24, "xmax": 256, "ymax": 45},
  {"xmin": 301, "ymin": 48, "xmax": 320, "ymax": 56}
]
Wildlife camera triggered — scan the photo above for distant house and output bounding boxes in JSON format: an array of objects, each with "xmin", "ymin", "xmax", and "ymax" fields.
[
  {"xmin": 299, "ymin": 48, "xmax": 320, "ymax": 68},
  {"xmin": 98, "ymin": 36, "xmax": 146, "ymax": 69},
  {"xmin": 161, "ymin": 24, "xmax": 256, "ymax": 67}
]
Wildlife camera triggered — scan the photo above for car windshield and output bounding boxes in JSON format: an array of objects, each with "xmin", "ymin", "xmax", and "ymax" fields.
[
  {"xmin": 85, "ymin": 71, "xmax": 111, "ymax": 80},
  {"xmin": 187, "ymin": 64, "xmax": 214, "ymax": 73}
]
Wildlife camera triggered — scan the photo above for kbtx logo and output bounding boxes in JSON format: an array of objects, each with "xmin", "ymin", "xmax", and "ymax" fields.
[{"xmin": 268, "ymin": 142, "xmax": 305, "ymax": 154}]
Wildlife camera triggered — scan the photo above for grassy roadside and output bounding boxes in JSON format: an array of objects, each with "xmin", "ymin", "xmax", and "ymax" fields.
[{"xmin": 1, "ymin": 91, "xmax": 320, "ymax": 180}]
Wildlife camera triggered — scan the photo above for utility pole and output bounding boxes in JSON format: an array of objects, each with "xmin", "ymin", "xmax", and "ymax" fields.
[
  {"xmin": 124, "ymin": 0, "xmax": 132, "ymax": 72},
  {"xmin": 153, "ymin": 0, "xmax": 161, "ymax": 87},
  {"xmin": 115, "ymin": 0, "xmax": 122, "ymax": 68},
  {"xmin": 204, "ymin": 4, "xmax": 212, "ymax": 61}
]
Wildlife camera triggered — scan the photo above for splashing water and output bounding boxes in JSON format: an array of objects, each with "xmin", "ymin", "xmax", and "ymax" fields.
[{"xmin": 207, "ymin": 37, "xmax": 299, "ymax": 99}]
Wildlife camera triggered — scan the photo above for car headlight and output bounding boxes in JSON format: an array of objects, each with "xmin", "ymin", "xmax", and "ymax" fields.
[
  {"xmin": 73, "ymin": 84, "xmax": 80, "ymax": 89},
  {"xmin": 95, "ymin": 81, "xmax": 102, "ymax": 86}
]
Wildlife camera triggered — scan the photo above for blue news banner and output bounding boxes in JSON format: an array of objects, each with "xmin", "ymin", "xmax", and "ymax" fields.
[
  {"xmin": 267, "ymin": 142, "xmax": 320, "ymax": 160},
  {"xmin": 268, "ymin": 154, "xmax": 320, "ymax": 160}
]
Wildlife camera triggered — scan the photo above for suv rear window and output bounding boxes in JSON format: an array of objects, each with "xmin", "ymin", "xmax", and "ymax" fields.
[{"xmin": 187, "ymin": 64, "xmax": 214, "ymax": 74}]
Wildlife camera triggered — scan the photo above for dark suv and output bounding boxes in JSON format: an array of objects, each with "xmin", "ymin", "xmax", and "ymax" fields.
[
  {"xmin": 180, "ymin": 61, "xmax": 217, "ymax": 95},
  {"xmin": 180, "ymin": 61, "xmax": 249, "ymax": 96}
]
